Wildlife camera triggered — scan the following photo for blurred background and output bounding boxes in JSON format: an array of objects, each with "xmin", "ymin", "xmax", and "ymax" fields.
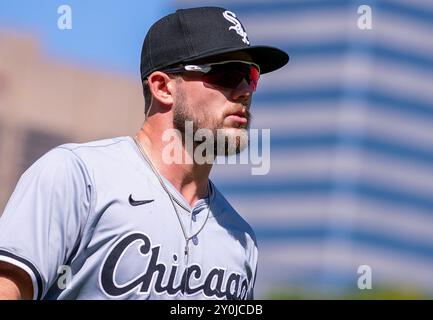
[{"xmin": 1, "ymin": 0, "xmax": 433, "ymax": 299}]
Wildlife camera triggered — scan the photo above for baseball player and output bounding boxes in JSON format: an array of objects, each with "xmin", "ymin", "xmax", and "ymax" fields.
[{"xmin": 0, "ymin": 6, "xmax": 288, "ymax": 300}]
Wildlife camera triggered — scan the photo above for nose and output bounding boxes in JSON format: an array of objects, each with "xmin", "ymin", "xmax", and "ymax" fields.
[{"xmin": 230, "ymin": 79, "xmax": 253, "ymax": 102}]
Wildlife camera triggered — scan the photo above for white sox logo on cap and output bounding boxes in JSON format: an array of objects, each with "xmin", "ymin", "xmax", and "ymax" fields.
[{"xmin": 222, "ymin": 10, "xmax": 250, "ymax": 45}]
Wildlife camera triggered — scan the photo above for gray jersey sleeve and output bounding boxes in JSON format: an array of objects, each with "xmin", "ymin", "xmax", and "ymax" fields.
[{"xmin": 0, "ymin": 147, "xmax": 92, "ymax": 299}]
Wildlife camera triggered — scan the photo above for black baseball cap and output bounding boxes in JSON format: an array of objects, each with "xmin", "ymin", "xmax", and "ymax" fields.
[{"xmin": 140, "ymin": 6, "xmax": 289, "ymax": 81}]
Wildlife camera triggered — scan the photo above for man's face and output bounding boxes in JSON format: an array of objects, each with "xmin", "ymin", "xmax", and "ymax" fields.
[{"xmin": 171, "ymin": 52, "xmax": 255, "ymax": 156}]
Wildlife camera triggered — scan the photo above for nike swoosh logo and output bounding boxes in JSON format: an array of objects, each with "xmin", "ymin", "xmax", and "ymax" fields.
[{"xmin": 129, "ymin": 194, "xmax": 154, "ymax": 206}]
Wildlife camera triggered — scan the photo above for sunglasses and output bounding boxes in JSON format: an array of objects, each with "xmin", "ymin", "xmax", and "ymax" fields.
[{"xmin": 161, "ymin": 60, "xmax": 261, "ymax": 92}]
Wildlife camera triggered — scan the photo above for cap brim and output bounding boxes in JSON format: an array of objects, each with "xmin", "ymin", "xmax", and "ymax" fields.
[
  {"xmin": 242, "ymin": 46, "xmax": 290, "ymax": 74},
  {"xmin": 182, "ymin": 45, "xmax": 289, "ymax": 74}
]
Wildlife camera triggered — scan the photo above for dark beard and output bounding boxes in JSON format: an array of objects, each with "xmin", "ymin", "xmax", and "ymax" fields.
[{"xmin": 172, "ymin": 90, "xmax": 250, "ymax": 157}]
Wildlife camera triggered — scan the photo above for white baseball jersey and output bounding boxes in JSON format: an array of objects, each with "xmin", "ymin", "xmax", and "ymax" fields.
[{"xmin": 0, "ymin": 136, "xmax": 258, "ymax": 300}]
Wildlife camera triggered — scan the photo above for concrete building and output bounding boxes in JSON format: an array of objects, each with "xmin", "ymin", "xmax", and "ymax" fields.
[{"xmin": 0, "ymin": 31, "xmax": 144, "ymax": 210}]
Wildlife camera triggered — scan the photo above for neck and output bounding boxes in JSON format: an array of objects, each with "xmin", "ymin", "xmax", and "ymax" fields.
[{"xmin": 135, "ymin": 124, "xmax": 213, "ymax": 207}]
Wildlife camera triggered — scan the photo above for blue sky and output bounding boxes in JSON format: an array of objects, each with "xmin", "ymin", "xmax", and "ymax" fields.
[{"xmin": 0, "ymin": 0, "xmax": 171, "ymax": 75}]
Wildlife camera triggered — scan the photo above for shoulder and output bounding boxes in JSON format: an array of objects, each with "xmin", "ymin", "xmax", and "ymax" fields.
[
  {"xmin": 57, "ymin": 136, "xmax": 132, "ymax": 158},
  {"xmin": 21, "ymin": 136, "xmax": 136, "ymax": 187},
  {"xmin": 22, "ymin": 143, "xmax": 86, "ymax": 181},
  {"xmin": 48, "ymin": 136, "xmax": 136, "ymax": 172},
  {"xmin": 30, "ymin": 136, "xmax": 130, "ymax": 164}
]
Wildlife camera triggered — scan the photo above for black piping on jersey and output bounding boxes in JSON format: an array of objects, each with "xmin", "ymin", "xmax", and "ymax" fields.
[{"xmin": 0, "ymin": 249, "xmax": 43, "ymax": 300}]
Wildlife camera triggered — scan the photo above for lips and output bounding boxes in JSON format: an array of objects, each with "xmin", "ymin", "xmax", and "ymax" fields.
[
  {"xmin": 226, "ymin": 114, "xmax": 248, "ymax": 125},
  {"xmin": 224, "ymin": 106, "xmax": 249, "ymax": 127}
]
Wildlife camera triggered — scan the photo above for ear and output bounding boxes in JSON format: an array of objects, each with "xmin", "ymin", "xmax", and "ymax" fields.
[{"xmin": 147, "ymin": 71, "xmax": 176, "ymax": 108}]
